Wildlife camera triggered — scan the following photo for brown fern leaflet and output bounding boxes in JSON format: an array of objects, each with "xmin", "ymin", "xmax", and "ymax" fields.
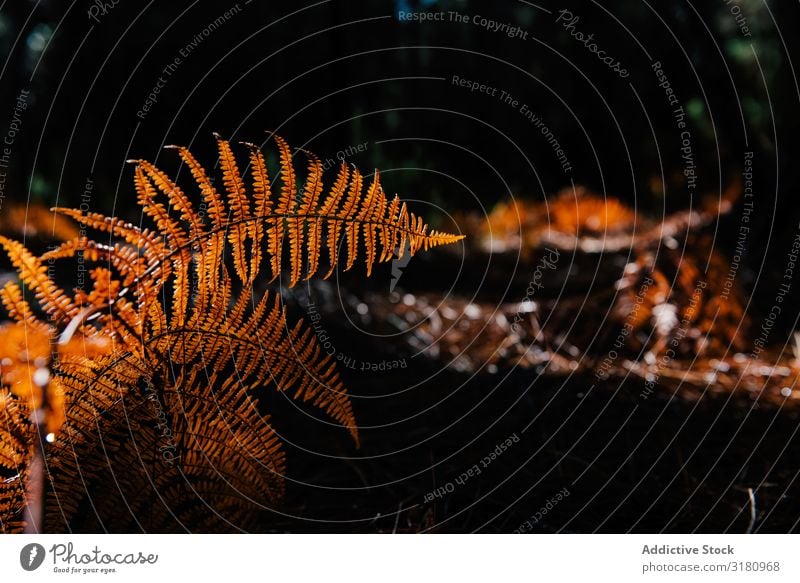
[{"xmin": 0, "ymin": 134, "xmax": 464, "ymax": 532}]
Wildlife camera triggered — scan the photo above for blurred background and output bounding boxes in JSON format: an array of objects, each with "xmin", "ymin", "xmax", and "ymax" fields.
[
  {"xmin": 0, "ymin": 0, "xmax": 798, "ymax": 314},
  {"xmin": 1, "ymin": 0, "xmax": 799, "ymax": 532}
]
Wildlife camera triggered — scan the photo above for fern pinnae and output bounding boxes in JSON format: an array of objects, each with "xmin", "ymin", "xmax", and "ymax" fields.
[
  {"xmin": 274, "ymin": 135, "xmax": 297, "ymax": 215},
  {"xmin": 42, "ymin": 239, "xmax": 145, "ymax": 289},
  {"xmin": 134, "ymin": 165, "xmax": 190, "ymax": 251},
  {"xmin": 287, "ymin": 155, "xmax": 317, "ymax": 286},
  {"xmin": 306, "ymin": 156, "xmax": 325, "ymax": 279},
  {"xmin": 298, "ymin": 155, "xmax": 324, "ymax": 284},
  {"xmin": 320, "ymin": 162, "xmax": 351, "ymax": 279},
  {"xmin": 137, "ymin": 160, "xmax": 204, "ymax": 244},
  {"xmin": 258, "ymin": 138, "xmax": 287, "ymax": 281},
  {"xmin": 166, "ymin": 145, "xmax": 227, "ymax": 232},
  {"xmin": 0, "ymin": 236, "xmax": 77, "ymax": 323},
  {"xmin": 243, "ymin": 142, "xmax": 273, "ymax": 283},
  {"xmin": 132, "ymin": 166, "xmax": 192, "ymax": 330},
  {"xmin": 51, "ymin": 207, "xmax": 170, "ymax": 273},
  {"xmin": 214, "ymin": 134, "xmax": 251, "ymax": 284},
  {"xmin": 0, "ymin": 281, "xmax": 43, "ymax": 330},
  {"xmin": 359, "ymin": 172, "xmax": 382, "ymax": 276},
  {"xmin": 340, "ymin": 165, "xmax": 364, "ymax": 272},
  {"xmin": 299, "ymin": 154, "xmax": 324, "ymax": 215},
  {"xmin": 270, "ymin": 135, "xmax": 296, "ymax": 283}
]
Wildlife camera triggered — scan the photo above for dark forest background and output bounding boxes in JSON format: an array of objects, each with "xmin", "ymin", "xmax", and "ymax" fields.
[{"xmin": 1, "ymin": 0, "xmax": 798, "ymax": 324}]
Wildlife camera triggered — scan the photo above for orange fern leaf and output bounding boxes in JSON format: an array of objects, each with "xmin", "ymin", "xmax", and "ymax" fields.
[{"xmin": 0, "ymin": 132, "xmax": 463, "ymax": 533}]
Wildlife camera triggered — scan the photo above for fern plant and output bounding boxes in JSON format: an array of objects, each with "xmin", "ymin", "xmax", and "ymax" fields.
[{"xmin": 0, "ymin": 134, "xmax": 463, "ymax": 532}]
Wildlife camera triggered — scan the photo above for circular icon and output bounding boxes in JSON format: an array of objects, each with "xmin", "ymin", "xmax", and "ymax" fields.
[{"xmin": 20, "ymin": 543, "xmax": 46, "ymax": 571}]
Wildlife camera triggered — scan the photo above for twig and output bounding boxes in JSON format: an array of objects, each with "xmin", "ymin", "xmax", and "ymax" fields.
[
  {"xmin": 745, "ymin": 488, "xmax": 757, "ymax": 534},
  {"xmin": 22, "ymin": 408, "xmax": 46, "ymax": 534},
  {"xmin": 22, "ymin": 307, "xmax": 108, "ymax": 533},
  {"xmin": 392, "ymin": 502, "xmax": 402, "ymax": 534}
]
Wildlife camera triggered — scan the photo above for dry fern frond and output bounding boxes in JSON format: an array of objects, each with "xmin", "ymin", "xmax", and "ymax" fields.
[
  {"xmin": 120, "ymin": 134, "xmax": 464, "ymax": 288},
  {"xmin": 0, "ymin": 134, "xmax": 463, "ymax": 532},
  {"xmin": 478, "ymin": 182, "xmax": 739, "ymax": 255},
  {"xmin": 547, "ymin": 189, "xmax": 637, "ymax": 238}
]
